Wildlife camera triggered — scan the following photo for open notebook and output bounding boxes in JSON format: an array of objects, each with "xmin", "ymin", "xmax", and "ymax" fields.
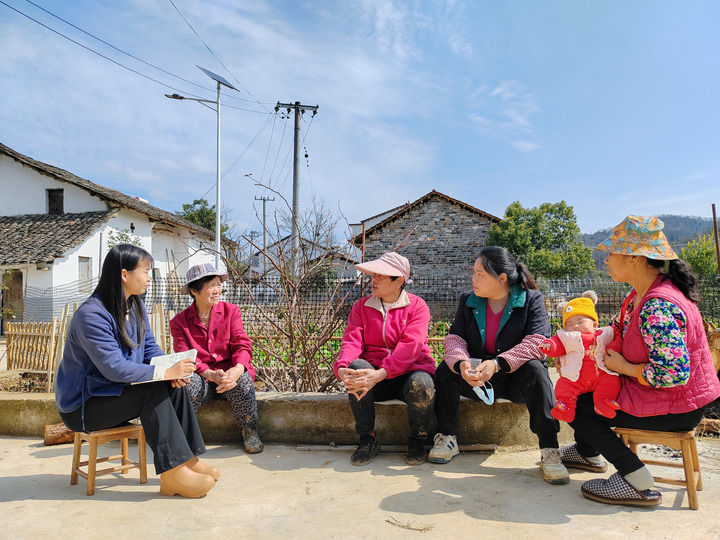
[{"xmin": 131, "ymin": 349, "xmax": 197, "ymax": 384}]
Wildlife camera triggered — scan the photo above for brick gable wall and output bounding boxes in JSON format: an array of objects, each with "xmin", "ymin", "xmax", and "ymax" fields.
[{"xmin": 362, "ymin": 196, "xmax": 494, "ymax": 280}]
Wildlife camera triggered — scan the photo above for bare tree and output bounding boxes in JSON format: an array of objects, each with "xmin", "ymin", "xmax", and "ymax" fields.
[{"xmin": 223, "ymin": 186, "xmax": 360, "ymax": 392}]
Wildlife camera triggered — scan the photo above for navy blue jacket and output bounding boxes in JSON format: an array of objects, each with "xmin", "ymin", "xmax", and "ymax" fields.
[
  {"xmin": 449, "ymin": 286, "xmax": 551, "ymax": 363},
  {"xmin": 55, "ymin": 295, "xmax": 164, "ymax": 413}
]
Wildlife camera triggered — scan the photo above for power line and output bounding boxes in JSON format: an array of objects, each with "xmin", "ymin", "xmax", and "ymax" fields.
[
  {"xmin": 222, "ymin": 113, "xmax": 275, "ymax": 178},
  {"xmin": 20, "ymin": 0, "xmax": 264, "ymax": 105},
  {"xmin": 0, "ymin": 0, "xmax": 271, "ymax": 114},
  {"xmin": 166, "ymin": 0, "xmax": 269, "ymax": 113}
]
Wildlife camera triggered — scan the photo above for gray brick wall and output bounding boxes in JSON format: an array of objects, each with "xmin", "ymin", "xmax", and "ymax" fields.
[{"xmin": 362, "ymin": 196, "xmax": 495, "ymax": 281}]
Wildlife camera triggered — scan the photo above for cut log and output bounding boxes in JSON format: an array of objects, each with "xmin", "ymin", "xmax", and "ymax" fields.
[{"xmin": 43, "ymin": 423, "xmax": 74, "ymax": 445}]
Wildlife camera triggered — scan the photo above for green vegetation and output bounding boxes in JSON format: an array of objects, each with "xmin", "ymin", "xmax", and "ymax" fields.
[{"xmin": 489, "ymin": 201, "xmax": 594, "ymax": 278}]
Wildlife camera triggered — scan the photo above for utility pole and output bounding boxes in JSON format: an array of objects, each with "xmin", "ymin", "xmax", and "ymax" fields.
[
  {"xmin": 255, "ymin": 194, "xmax": 275, "ymax": 274},
  {"xmin": 275, "ymin": 101, "xmax": 318, "ymax": 275}
]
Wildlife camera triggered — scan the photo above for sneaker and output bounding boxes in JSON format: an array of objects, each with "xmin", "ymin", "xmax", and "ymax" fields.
[
  {"xmin": 560, "ymin": 443, "xmax": 608, "ymax": 473},
  {"xmin": 241, "ymin": 426, "xmax": 264, "ymax": 454},
  {"xmin": 405, "ymin": 436, "xmax": 426, "ymax": 465},
  {"xmin": 350, "ymin": 434, "xmax": 380, "ymax": 466},
  {"xmin": 540, "ymin": 447, "xmax": 570, "ymax": 485},
  {"xmin": 582, "ymin": 473, "xmax": 661, "ymax": 507},
  {"xmin": 428, "ymin": 433, "xmax": 459, "ymax": 464}
]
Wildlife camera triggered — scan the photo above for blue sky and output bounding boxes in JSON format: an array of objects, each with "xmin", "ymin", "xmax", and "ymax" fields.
[{"xmin": 1, "ymin": 0, "xmax": 718, "ymax": 243}]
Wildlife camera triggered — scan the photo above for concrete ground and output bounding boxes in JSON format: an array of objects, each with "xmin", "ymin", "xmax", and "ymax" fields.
[{"xmin": 1, "ymin": 436, "xmax": 719, "ymax": 540}]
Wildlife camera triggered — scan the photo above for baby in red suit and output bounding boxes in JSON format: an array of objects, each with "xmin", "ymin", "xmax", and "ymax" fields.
[{"xmin": 540, "ymin": 291, "xmax": 621, "ymax": 422}]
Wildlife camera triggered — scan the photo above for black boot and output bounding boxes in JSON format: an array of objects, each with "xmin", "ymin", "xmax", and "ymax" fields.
[
  {"xmin": 405, "ymin": 436, "xmax": 426, "ymax": 465},
  {"xmin": 350, "ymin": 433, "xmax": 380, "ymax": 466}
]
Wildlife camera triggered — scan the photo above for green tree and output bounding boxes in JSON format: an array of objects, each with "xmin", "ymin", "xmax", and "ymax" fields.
[
  {"xmin": 681, "ymin": 234, "xmax": 719, "ymax": 278},
  {"xmin": 176, "ymin": 199, "xmax": 228, "ymax": 235},
  {"xmin": 106, "ymin": 228, "xmax": 143, "ymax": 249},
  {"xmin": 488, "ymin": 201, "xmax": 594, "ymax": 278}
]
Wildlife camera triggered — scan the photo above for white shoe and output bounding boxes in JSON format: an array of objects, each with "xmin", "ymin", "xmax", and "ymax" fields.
[
  {"xmin": 428, "ymin": 433, "xmax": 459, "ymax": 464},
  {"xmin": 541, "ymin": 447, "xmax": 570, "ymax": 485}
]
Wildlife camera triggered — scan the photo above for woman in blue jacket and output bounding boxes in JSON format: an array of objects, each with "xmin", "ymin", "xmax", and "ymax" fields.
[
  {"xmin": 56, "ymin": 244, "xmax": 217, "ymax": 498},
  {"xmin": 428, "ymin": 246, "xmax": 567, "ymax": 484}
]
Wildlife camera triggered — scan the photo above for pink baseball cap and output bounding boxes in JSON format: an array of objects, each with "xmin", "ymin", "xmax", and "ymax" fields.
[{"xmin": 355, "ymin": 252, "xmax": 413, "ymax": 284}]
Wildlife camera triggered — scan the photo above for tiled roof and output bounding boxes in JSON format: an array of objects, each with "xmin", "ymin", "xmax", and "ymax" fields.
[
  {"xmin": 0, "ymin": 142, "xmax": 213, "ymax": 240},
  {"xmin": 0, "ymin": 211, "xmax": 113, "ymax": 265},
  {"xmin": 351, "ymin": 190, "xmax": 502, "ymax": 245}
]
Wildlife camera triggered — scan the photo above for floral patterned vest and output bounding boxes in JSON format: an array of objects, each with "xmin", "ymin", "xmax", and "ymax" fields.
[{"xmin": 617, "ymin": 276, "xmax": 720, "ymax": 417}]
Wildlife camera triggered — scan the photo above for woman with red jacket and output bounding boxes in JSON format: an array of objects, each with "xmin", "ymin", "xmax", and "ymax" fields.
[
  {"xmin": 334, "ymin": 252, "xmax": 435, "ymax": 466},
  {"xmin": 563, "ymin": 216, "xmax": 720, "ymax": 507},
  {"xmin": 170, "ymin": 263, "xmax": 263, "ymax": 454}
]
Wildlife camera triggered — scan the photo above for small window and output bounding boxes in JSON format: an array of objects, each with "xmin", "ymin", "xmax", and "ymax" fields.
[
  {"xmin": 47, "ymin": 189, "xmax": 64, "ymax": 215},
  {"xmin": 78, "ymin": 256, "xmax": 92, "ymax": 292}
]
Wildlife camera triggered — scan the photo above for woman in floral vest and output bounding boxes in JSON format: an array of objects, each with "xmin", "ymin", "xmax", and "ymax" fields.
[{"xmin": 562, "ymin": 216, "xmax": 720, "ymax": 507}]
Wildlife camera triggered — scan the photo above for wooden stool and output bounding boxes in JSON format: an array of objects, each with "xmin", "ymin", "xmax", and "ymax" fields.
[
  {"xmin": 71, "ymin": 424, "xmax": 148, "ymax": 496},
  {"xmin": 614, "ymin": 427, "xmax": 702, "ymax": 509}
]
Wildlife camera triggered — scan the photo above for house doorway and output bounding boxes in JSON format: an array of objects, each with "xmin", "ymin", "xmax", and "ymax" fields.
[{"xmin": 1, "ymin": 270, "xmax": 24, "ymax": 334}]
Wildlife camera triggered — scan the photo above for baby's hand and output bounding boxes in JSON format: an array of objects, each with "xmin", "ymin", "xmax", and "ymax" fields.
[{"xmin": 539, "ymin": 341, "xmax": 551, "ymax": 352}]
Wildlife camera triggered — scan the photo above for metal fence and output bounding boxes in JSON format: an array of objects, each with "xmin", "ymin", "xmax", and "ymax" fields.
[{"xmin": 13, "ymin": 274, "xmax": 720, "ymax": 327}]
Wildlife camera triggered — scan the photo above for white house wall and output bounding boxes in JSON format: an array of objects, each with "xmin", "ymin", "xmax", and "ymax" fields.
[{"xmin": 0, "ymin": 155, "xmax": 107, "ymax": 215}]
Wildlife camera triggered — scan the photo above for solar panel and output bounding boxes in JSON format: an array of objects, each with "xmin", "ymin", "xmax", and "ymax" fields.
[{"xmin": 196, "ymin": 65, "xmax": 237, "ymax": 90}]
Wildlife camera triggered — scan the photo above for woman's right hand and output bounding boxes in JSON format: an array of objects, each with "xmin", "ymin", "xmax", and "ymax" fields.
[
  {"xmin": 165, "ymin": 358, "xmax": 196, "ymax": 380},
  {"xmin": 338, "ymin": 367, "xmax": 369, "ymax": 400},
  {"xmin": 459, "ymin": 360, "xmax": 485, "ymax": 386}
]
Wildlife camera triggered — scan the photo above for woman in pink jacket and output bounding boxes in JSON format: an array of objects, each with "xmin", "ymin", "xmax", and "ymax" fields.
[
  {"xmin": 334, "ymin": 252, "xmax": 436, "ymax": 466},
  {"xmin": 170, "ymin": 263, "xmax": 263, "ymax": 454}
]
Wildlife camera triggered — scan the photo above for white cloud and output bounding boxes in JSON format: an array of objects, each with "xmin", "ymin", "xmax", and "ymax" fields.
[{"xmin": 512, "ymin": 140, "xmax": 540, "ymax": 153}]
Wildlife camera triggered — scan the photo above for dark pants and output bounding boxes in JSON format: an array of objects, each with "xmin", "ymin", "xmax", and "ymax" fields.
[
  {"xmin": 60, "ymin": 383, "xmax": 206, "ymax": 475},
  {"xmin": 570, "ymin": 392, "xmax": 705, "ymax": 476},
  {"xmin": 435, "ymin": 359, "xmax": 560, "ymax": 449},
  {"xmin": 348, "ymin": 359, "xmax": 435, "ymax": 439}
]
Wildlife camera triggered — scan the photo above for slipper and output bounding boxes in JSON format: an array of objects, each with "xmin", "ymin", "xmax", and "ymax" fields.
[
  {"xmin": 560, "ymin": 443, "xmax": 608, "ymax": 473},
  {"xmin": 581, "ymin": 473, "xmax": 661, "ymax": 507},
  {"xmin": 473, "ymin": 382, "xmax": 494, "ymax": 405}
]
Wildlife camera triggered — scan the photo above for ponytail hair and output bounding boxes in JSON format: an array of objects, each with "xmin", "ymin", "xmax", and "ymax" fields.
[
  {"xmin": 93, "ymin": 243, "xmax": 153, "ymax": 348},
  {"xmin": 477, "ymin": 246, "xmax": 538, "ymax": 291},
  {"xmin": 647, "ymin": 257, "xmax": 700, "ymax": 303}
]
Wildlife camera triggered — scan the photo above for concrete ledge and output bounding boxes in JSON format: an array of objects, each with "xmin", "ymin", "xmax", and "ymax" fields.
[{"xmin": 0, "ymin": 391, "xmax": 573, "ymax": 447}]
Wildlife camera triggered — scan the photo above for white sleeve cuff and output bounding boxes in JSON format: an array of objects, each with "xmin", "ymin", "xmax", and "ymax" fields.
[{"xmin": 153, "ymin": 365, "xmax": 167, "ymax": 380}]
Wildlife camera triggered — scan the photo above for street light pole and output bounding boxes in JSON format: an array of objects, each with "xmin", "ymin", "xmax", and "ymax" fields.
[
  {"xmin": 166, "ymin": 65, "xmax": 238, "ymax": 270},
  {"xmin": 214, "ymin": 80, "xmax": 221, "ymax": 270}
]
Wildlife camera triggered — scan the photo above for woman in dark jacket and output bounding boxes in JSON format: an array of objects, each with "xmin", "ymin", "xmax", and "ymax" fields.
[{"xmin": 429, "ymin": 246, "xmax": 567, "ymax": 485}]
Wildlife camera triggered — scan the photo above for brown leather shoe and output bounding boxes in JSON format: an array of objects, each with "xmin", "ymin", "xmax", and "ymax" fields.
[
  {"xmin": 160, "ymin": 464, "xmax": 215, "ymax": 498},
  {"xmin": 187, "ymin": 456, "xmax": 221, "ymax": 480}
]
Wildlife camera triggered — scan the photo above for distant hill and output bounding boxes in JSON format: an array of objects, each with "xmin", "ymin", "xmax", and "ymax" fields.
[{"xmin": 583, "ymin": 215, "xmax": 714, "ymax": 269}]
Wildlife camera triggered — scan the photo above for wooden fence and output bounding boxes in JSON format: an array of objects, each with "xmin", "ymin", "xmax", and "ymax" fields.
[{"xmin": 4, "ymin": 303, "xmax": 76, "ymax": 392}]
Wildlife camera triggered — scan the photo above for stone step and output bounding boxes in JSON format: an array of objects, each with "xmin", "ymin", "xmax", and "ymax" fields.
[{"xmin": 0, "ymin": 391, "xmax": 574, "ymax": 447}]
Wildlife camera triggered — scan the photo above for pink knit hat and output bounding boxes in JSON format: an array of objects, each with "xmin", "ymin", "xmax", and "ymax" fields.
[{"xmin": 355, "ymin": 252, "xmax": 413, "ymax": 284}]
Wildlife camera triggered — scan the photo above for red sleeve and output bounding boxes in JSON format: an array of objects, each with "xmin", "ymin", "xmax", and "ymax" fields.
[
  {"xmin": 541, "ymin": 335, "xmax": 566, "ymax": 357},
  {"xmin": 228, "ymin": 305, "xmax": 254, "ymax": 380},
  {"xmin": 334, "ymin": 300, "xmax": 364, "ymax": 377},
  {"xmin": 170, "ymin": 311, "xmax": 210, "ymax": 373},
  {"xmin": 380, "ymin": 298, "xmax": 431, "ymax": 379}
]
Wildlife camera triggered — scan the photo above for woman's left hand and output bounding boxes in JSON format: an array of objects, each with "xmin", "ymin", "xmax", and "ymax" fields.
[
  {"xmin": 215, "ymin": 364, "xmax": 245, "ymax": 393},
  {"xmin": 170, "ymin": 378, "xmax": 190, "ymax": 388},
  {"xmin": 604, "ymin": 349, "xmax": 633, "ymax": 375}
]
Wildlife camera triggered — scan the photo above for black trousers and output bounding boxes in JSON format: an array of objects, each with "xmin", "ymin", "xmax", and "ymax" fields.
[
  {"xmin": 348, "ymin": 359, "xmax": 435, "ymax": 439},
  {"xmin": 569, "ymin": 392, "xmax": 705, "ymax": 476},
  {"xmin": 435, "ymin": 359, "xmax": 560, "ymax": 448},
  {"xmin": 60, "ymin": 383, "xmax": 206, "ymax": 474}
]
